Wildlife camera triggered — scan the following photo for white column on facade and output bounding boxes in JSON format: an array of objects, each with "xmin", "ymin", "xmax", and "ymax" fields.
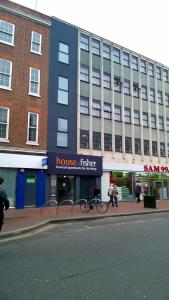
[
  {"xmin": 77, "ymin": 30, "xmax": 81, "ymax": 153},
  {"xmin": 130, "ymin": 53, "xmax": 135, "ymax": 162},
  {"xmin": 155, "ymin": 69, "xmax": 160, "ymax": 162},
  {"xmin": 147, "ymin": 62, "xmax": 153, "ymax": 161},
  {"xmin": 121, "ymin": 48, "xmax": 125, "ymax": 160},
  {"xmin": 139, "ymin": 56, "xmax": 144, "ymax": 161},
  {"xmin": 162, "ymin": 74, "xmax": 168, "ymax": 163},
  {"xmin": 100, "ymin": 40, "xmax": 104, "ymax": 156},
  {"xmin": 111, "ymin": 44, "xmax": 115, "ymax": 158},
  {"xmin": 89, "ymin": 34, "xmax": 93, "ymax": 153}
]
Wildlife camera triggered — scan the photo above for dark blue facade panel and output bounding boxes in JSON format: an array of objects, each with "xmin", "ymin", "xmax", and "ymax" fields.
[{"xmin": 48, "ymin": 18, "xmax": 78, "ymax": 154}]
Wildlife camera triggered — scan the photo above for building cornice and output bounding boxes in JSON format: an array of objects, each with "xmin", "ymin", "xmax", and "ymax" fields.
[{"xmin": 0, "ymin": 4, "xmax": 51, "ymax": 27}]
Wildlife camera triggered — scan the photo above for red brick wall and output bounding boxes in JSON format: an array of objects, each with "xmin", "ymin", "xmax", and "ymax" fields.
[{"xmin": 0, "ymin": 1, "xmax": 50, "ymax": 152}]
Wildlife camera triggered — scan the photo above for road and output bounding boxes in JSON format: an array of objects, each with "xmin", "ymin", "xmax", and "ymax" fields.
[{"xmin": 1, "ymin": 212, "xmax": 169, "ymax": 300}]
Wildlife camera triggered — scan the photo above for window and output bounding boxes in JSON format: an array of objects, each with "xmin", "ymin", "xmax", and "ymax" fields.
[
  {"xmin": 115, "ymin": 135, "xmax": 122, "ymax": 152},
  {"xmin": 0, "ymin": 20, "xmax": 15, "ymax": 45},
  {"xmin": 80, "ymin": 129, "xmax": 89, "ymax": 148},
  {"xmin": 142, "ymin": 86, "xmax": 147, "ymax": 100},
  {"xmin": 114, "ymin": 105, "xmax": 121, "ymax": 121},
  {"xmin": 132, "ymin": 56, "xmax": 138, "ymax": 70},
  {"xmin": 92, "ymin": 38, "xmax": 100, "ymax": 55},
  {"xmin": 157, "ymin": 91, "xmax": 163, "ymax": 105},
  {"xmin": 0, "ymin": 107, "xmax": 9, "ymax": 141},
  {"xmin": 114, "ymin": 76, "xmax": 121, "ymax": 92},
  {"xmin": 80, "ymin": 97, "xmax": 89, "ymax": 114},
  {"xmin": 125, "ymin": 137, "xmax": 132, "ymax": 153},
  {"xmin": 104, "ymin": 133, "xmax": 112, "ymax": 151},
  {"xmin": 93, "ymin": 132, "xmax": 101, "ymax": 150},
  {"xmin": 151, "ymin": 114, "xmax": 156, "ymax": 129},
  {"xmin": 165, "ymin": 93, "xmax": 169, "ymax": 106},
  {"xmin": 57, "ymin": 118, "xmax": 68, "ymax": 147},
  {"xmin": 103, "ymin": 73, "xmax": 111, "ymax": 89},
  {"xmin": 156, "ymin": 66, "xmax": 161, "ymax": 80},
  {"xmin": 152, "ymin": 141, "xmax": 158, "ymax": 156},
  {"xmin": 144, "ymin": 140, "xmax": 150, "ymax": 155},
  {"xmin": 135, "ymin": 138, "xmax": 141, "ymax": 154},
  {"xmin": 134, "ymin": 110, "xmax": 140, "ymax": 125},
  {"xmin": 160, "ymin": 142, "xmax": 165, "ymax": 157},
  {"xmin": 159, "ymin": 116, "xmax": 164, "ymax": 130},
  {"xmin": 80, "ymin": 65, "xmax": 89, "ymax": 82},
  {"xmin": 148, "ymin": 62, "xmax": 154, "ymax": 77},
  {"xmin": 143, "ymin": 112, "xmax": 148, "ymax": 127},
  {"xmin": 27, "ymin": 112, "xmax": 38, "ymax": 143},
  {"xmin": 0, "ymin": 59, "xmax": 12, "ymax": 89},
  {"xmin": 124, "ymin": 107, "xmax": 131, "ymax": 123},
  {"xmin": 133, "ymin": 83, "xmax": 139, "ymax": 97},
  {"xmin": 29, "ymin": 68, "xmax": 40, "ymax": 96},
  {"xmin": 140, "ymin": 59, "xmax": 146, "ymax": 74},
  {"xmin": 80, "ymin": 33, "xmax": 89, "ymax": 51},
  {"xmin": 113, "ymin": 47, "xmax": 120, "ymax": 64},
  {"xmin": 58, "ymin": 76, "xmax": 68, "ymax": 105},
  {"xmin": 104, "ymin": 103, "xmax": 111, "ymax": 119},
  {"xmin": 31, "ymin": 31, "xmax": 41, "ymax": 54},
  {"xmin": 163, "ymin": 69, "xmax": 168, "ymax": 82},
  {"xmin": 123, "ymin": 52, "xmax": 129, "ymax": 67},
  {"xmin": 58, "ymin": 42, "xmax": 69, "ymax": 64},
  {"xmin": 92, "ymin": 100, "xmax": 101, "ymax": 117},
  {"xmin": 92, "ymin": 69, "xmax": 100, "ymax": 85},
  {"xmin": 124, "ymin": 80, "xmax": 130, "ymax": 95},
  {"xmin": 166, "ymin": 118, "xmax": 169, "ymax": 131},
  {"xmin": 150, "ymin": 88, "xmax": 155, "ymax": 102},
  {"xmin": 103, "ymin": 43, "xmax": 110, "ymax": 59}
]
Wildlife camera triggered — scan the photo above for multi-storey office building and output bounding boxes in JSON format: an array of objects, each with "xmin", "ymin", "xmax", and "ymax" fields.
[
  {"xmin": 0, "ymin": 0, "xmax": 50, "ymax": 207},
  {"xmin": 48, "ymin": 18, "xmax": 169, "ymax": 203}
]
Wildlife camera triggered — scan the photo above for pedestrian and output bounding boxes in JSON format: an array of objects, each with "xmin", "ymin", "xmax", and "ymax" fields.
[
  {"xmin": 135, "ymin": 184, "xmax": 141, "ymax": 203},
  {"xmin": 93, "ymin": 184, "xmax": 101, "ymax": 199},
  {"xmin": 108, "ymin": 183, "xmax": 114, "ymax": 206},
  {"xmin": 0, "ymin": 177, "xmax": 10, "ymax": 231},
  {"xmin": 112, "ymin": 183, "xmax": 119, "ymax": 207}
]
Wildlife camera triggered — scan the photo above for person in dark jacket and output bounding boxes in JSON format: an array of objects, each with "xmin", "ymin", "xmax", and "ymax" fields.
[
  {"xmin": 135, "ymin": 184, "xmax": 141, "ymax": 203},
  {"xmin": 0, "ymin": 177, "xmax": 10, "ymax": 231}
]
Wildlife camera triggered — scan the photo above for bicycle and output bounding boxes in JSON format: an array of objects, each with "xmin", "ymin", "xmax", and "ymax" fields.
[{"xmin": 80, "ymin": 195, "xmax": 108, "ymax": 214}]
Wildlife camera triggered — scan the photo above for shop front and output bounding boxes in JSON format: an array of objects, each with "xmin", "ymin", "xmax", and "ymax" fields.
[
  {"xmin": 102, "ymin": 162, "xmax": 169, "ymax": 202},
  {"xmin": 48, "ymin": 152, "xmax": 102, "ymax": 203}
]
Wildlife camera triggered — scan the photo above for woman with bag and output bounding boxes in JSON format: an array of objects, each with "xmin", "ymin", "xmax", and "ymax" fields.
[{"xmin": 108, "ymin": 183, "xmax": 114, "ymax": 206}]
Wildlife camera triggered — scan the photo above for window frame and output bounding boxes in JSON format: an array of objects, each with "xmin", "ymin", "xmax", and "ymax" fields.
[
  {"xmin": 103, "ymin": 43, "xmax": 111, "ymax": 60},
  {"xmin": 113, "ymin": 47, "xmax": 120, "ymax": 64},
  {"xmin": 29, "ymin": 67, "xmax": 40, "ymax": 96},
  {"xmin": 31, "ymin": 31, "xmax": 42, "ymax": 55},
  {"xmin": 0, "ymin": 106, "xmax": 9, "ymax": 141},
  {"xmin": 125, "ymin": 136, "xmax": 132, "ymax": 153},
  {"xmin": 142, "ymin": 112, "xmax": 148, "ymax": 127},
  {"xmin": 92, "ymin": 38, "xmax": 100, "ymax": 56},
  {"xmin": 141, "ymin": 85, "xmax": 147, "ymax": 100},
  {"xmin": 135, "ymin": 138, "xmax": 141, "ymax": 154},
  {"xmin": 144, "ymin": 140, "xmax": 150, "ymax": 155},
  {"xmin": 80, "ymin": 129, "xmax": 89, "ymax": 148},
  {"xmin": 132, "ymin": 55, "xmax": 138, "ymax": 71},
  {"xmin": 92, "ymin": 99, "xmax": 101, "ymax": 117},
  {"xmin": 80, "ymin": 64, "xmax": 89, "ymax": 82},
  {"xmin": 57, "ymin": 117, "xmax": 68, "ymax": 147},
  {"xmin": 115, "ymin": 135, "xmax": 122, "ymax": 152},
  {"xmin": 103, "ymin": 72, "xmax": 111, "ymax": 89},
  {"xmin": 134, "ymin": 109, "xmax": 140, "ymax": 125},
  {"xmin": 0, "ymin": 59, "xmax": 12, "ymax": 90},
  {"xmin": 152, "ymin": 141, "xmax": 158, "ymax": 156},
  {"xmin": 104, "ymin": 102, "xmax": 111, "ymax": 119},
  {"xmin": 0, "ymin": 20, "xmax": 15, "ymax": 46},
  {"xmin": 80, "ymin": 96, "xmax": 89, "ymax": 115},
  {"xmin": 140, "ymin": 59, "xmax": 146, "ymax": 74},
  {"xmin": 93, "ymin": 131, "xmax": 101, "ymax": 150},
  {"xmin": 124, "ymin": 107, "xmax": 131, "ymax": 124},
  {"xmin": 114, "ymin": 105, "xmax": 121, "ymax": 122},
  {"xmin": 114, "ymin": 76, "xmax": 121, "ymax": 92},
  {"xmin": 123, "ymin": 51, "xmax": 130, "ymax": 67},
  {"xmin": 124, "ymin": 79, "xmax": 130, "ymax": 95},
  {"xmin": 57, "ymin": 76, "xmax": 69, "ymax": 105},
  {"xmin": 104, "ymin": 133, "xmax": 112, "ymax": 151},
  {"xmin": 58, "ymin": 41, "xmax": 69, "ymax": 64},
  {"xmin": 27, "ymin": 112, "xmax": 39, "ymax": 144},
  {"xmin": 80, "ymin": 33, "xmax": 89, "ymax": 51}
]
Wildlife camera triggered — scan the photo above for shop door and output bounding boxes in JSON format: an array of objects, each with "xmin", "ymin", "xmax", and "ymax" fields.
[
  {"xmin": 24, "ymin": 175, "xmax": 37, "ymax": 207},
  {"xmin": 80, "ymin": 176, "xmax": 96, "ymax": 200},
  {"xmin": 57, "ymin": 175, "xmax": 74, "ymax": 203}
]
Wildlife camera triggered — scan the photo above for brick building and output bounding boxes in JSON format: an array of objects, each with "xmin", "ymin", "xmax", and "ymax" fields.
[{"xmin": 0, "ymin": 0, "xmax": 51, "ymax": 207}]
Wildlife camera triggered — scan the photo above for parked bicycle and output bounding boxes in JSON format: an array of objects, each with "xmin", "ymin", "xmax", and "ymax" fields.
[{"xmin": 80, "ymin": 195, "xmax": 108, "ymax": 214}]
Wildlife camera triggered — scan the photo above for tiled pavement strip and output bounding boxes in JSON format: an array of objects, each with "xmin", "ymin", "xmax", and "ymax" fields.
[{"xmin": 1, "ymin": 200, "xmax": 169, "ymax": 238}]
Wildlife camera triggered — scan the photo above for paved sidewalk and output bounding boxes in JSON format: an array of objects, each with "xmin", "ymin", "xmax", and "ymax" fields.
[{"xmin": 1, "ymin": 200, "xmax": 169, "ymax": 238}]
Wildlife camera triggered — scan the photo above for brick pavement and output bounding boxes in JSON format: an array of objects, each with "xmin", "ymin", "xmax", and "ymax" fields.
[{"xmin": 1, "ymin": 200, "xmax": 169, "ymax": 235}]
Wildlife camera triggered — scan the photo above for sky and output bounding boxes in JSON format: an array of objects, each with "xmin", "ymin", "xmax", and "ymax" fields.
[{"xmin": 10, "ymin": 0, "xmax": 169, "ymax": 67}]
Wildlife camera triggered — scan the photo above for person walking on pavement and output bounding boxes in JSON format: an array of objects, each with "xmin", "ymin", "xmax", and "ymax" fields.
[
  {"xmin": 112, "ymin": 183, "xmax": 119, "ymax": 207},
  {"xmin": 0, "ymin": 177, "xmax": 10, "ymax": 231},
  {"xmin": 135, "ymin": 184, "xmax": 141, "ymax": 203},
  {"xmin": 108, "ymin": 183, "xmax": 114, "ymax": 206}
]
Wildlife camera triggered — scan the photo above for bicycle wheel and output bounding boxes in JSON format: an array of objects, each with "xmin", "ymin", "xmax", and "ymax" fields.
[
  {"xmin": 96, "ymin": 202, "xmax": 108, "ymax": 213},
  {"xmin": 80, "ymin": 199, "xmax": 90, "ymax": 213}
]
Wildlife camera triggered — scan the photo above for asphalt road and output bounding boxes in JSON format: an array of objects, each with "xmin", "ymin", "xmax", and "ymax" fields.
[{"xmin": 1, "ymin": 212, "xmax": 169, "ymax": 300}]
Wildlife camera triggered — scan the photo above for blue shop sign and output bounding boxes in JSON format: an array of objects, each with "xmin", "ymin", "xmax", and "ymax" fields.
[{"xmin": 48, "ymin": 153, "xmax": 102, "ymax": 176}]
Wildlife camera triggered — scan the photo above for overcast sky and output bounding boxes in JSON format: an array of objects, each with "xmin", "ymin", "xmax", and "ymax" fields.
[{"xmin": 11, "ymin": 0, "xmax": 169, "ymax": 67}]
